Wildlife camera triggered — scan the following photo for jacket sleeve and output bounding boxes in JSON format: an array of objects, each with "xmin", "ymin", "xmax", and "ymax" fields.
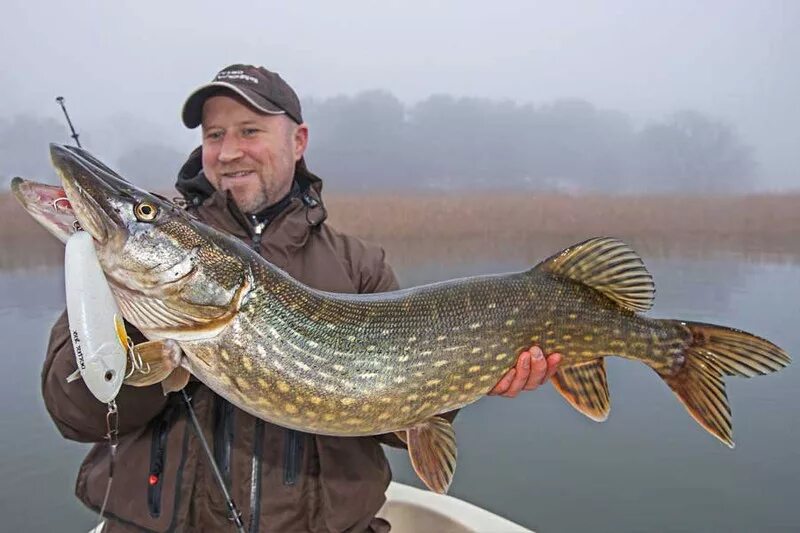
[
  {"xmin": 349, "ymin": 240, "xmax": 461, "ymax": 449},
  {"xmin": 41, "ymin": 310, "xmax": 170, "ymax": 443},
  {"xmin": 354, "ymin": 242, "xmax": 400, "ymax": 295}
]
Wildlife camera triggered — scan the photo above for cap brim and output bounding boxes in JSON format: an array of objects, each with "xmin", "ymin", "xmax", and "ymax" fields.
[{"xmin": 181, "ymin": 81, "xmax": 286, "ymax": 129}]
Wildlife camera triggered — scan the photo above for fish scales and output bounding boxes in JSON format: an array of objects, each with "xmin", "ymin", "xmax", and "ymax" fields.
[{"xmin": 182, "ymin": 262, "xmax": 690, "ymax": 436}]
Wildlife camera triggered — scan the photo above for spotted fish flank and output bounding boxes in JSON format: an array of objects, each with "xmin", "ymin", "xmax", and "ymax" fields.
[{"xmin": 13, "ymin": 145, "xmax": 791, "ymax": 494}]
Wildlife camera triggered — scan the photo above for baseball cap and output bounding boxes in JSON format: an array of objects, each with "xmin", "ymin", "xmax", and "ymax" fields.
[{"xmin": 182, "ymin": 64, "xmax": 303, "ymax": 128}]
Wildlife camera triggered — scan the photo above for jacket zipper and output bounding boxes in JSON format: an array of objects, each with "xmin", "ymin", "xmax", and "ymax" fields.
[
  {"xmin": 250, "ymin": 218, "xmax": 267, "ymax": 250},
  {"xmin": 249, "ymin": 214, "xmax": 305, "ymax": 487},
  {"xmin": 213, "ymin": 395, "xmax": 235, "ymax": 490},
  {"xmin": 248, "ymin": 419, "xmax": 265, "ymax": 532},
  {"xmin": 283, "ymin": 430, "xmax": 305, "ymax": 486},
  {"xmin": 249, "ymin": 220, "xmax": 266, "ymax": 532},
  {"xmin": 210, "ymin": 209, "xmax": 260, "ymax": 503},
  {"xmin": 148, "ymin": 403, "xmax": 176, "ymax": 517}
]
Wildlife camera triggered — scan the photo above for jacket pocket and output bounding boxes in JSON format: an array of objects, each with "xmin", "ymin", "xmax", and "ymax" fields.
[
  {"xmin": 148, "ymin": 402, "xmax": 178, "ymax": 517},
  {"xmin": 283, "ymin": 429, "xmax": 305, "ymax": 486},
  {"xmin": 75, "ymin": 393, "xmax": 192, "ymax": 533}
]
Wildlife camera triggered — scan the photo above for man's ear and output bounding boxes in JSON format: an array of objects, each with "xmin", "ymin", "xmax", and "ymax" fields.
[{"xmin": 293, "ymin": 122, "xmax": 309, "ymax": 161}]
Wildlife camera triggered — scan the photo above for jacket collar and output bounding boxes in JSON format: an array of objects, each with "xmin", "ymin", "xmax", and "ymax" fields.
[
  {"xmin": 190, "ymin": 165, "xmax": 328, "ymax": 268},
  {"xmin": 175, "ymin": 146, "xmax": 324, "ymax": 211}
]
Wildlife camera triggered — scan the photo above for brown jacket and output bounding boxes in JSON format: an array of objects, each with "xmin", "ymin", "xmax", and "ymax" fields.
[{"xmin": 41, "ymin": 164, "xmax": 405, "ymax": 532}]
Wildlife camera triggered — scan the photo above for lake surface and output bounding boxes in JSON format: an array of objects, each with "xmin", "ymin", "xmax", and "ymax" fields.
[{"xmin": 0, "ymin": 252, "xmax": 797, "ymax": 532}]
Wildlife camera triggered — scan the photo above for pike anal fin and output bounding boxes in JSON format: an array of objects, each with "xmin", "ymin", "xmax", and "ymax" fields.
[
  {"xmin": 551, "ymin": 359, "xmax": 610, "ymax": 422},
  {"xmin": 405, "ymin": 416, "xmax": 458, "ymax": 494}
]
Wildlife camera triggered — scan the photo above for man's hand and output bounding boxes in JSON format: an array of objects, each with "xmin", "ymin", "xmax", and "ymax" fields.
[{"xmin": 488, "ymin": 347, "xmax": 562, "ymax": 398}]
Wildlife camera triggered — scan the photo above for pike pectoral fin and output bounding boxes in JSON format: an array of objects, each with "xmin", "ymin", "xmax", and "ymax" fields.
[
  {"xmin": 161, "ymin": 367, "xmax": 190, "ymax": 395},
  {"xmin": 405, "ymin": 416, "xmax": 457, "ymax": 494},
  {"xmin": 124, "ymin": 339, "xmax": 181, "ymax": 387},
  {"xmin": 551, "ymin": 359, "xmax": 610, "ymax": 422}
]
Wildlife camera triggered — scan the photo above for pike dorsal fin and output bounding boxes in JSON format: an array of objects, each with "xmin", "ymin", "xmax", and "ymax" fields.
[
  {"xmin": 551, "ymin": 359, "xmax": 610, "ymax": 422},
  {"xmin": 535, "ymin": 237, "xmax": 655, "ymax": 312},
  {"xmin": 404, "ymin": 416, "xmax": 458, "ymax": 494}
]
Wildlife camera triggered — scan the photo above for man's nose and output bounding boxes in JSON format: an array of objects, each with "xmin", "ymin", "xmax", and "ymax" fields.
[{"xmin": 218, "ymin": 135, "xmax": 243, "ymax": 162}]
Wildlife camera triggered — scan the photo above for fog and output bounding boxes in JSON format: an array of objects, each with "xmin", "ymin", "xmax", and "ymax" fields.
[{"xmin": 1, "ymin": 0, "xmax": 797, "ymax": 191}]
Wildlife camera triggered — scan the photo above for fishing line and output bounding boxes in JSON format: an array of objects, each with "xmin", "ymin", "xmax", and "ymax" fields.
[{"xmin": 98, "ymin": 400, "xmax": 119, "ymax": 525}]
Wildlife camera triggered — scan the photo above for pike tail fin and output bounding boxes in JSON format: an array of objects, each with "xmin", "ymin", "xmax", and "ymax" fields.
[{"xmin": 657, "ymin": 321, "xmax": 790, "ymax": 448}]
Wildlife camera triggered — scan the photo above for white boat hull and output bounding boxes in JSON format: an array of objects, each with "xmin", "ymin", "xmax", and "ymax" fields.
[{"xmin": 377, "ymin": 482, "xmax": 533, "ymax": 533}]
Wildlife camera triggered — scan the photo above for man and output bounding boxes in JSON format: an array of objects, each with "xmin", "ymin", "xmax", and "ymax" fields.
[{"xmin": 42, "ymin": 64, "xmax": 561, "ymax": 532}]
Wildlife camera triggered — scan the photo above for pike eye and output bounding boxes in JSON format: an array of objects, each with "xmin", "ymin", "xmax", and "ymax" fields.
[{"xmin": 134, "ymin": 201, "xmax": 158, "ymax": 222}]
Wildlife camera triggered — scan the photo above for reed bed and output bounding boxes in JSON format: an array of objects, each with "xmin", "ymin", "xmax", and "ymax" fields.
[
  {"xmin": 325, "ymin": 192, "xmax": 800, "ymax": 267},
  {"xmin": 1, "ymin": 190, "xmax": 798, "ymax": 271}
]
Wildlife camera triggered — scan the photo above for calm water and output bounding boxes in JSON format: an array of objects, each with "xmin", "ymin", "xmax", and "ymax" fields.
[{"xmin": 0, "ymin": 253, "xmax": 797, "ymax": 532}]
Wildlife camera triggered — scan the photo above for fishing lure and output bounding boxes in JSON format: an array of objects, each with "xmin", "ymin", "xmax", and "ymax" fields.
[{"xmin": 64, "ymin": 230, "xmax": 128, "ymax": 403}]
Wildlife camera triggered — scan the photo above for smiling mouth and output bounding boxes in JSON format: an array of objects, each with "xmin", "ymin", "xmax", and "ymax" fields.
[{"xmin": 222, "ymin": 171, "xmax": 255, "ymax": 179}]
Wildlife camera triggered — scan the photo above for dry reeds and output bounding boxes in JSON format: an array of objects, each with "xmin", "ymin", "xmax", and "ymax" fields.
[
  {"xmin": 1, "ymin": 190, "xmax": 798, "ymax": 271},
  {"xmin": 325, "ymin": 192, "xmax": 800, "ymax": 267}
]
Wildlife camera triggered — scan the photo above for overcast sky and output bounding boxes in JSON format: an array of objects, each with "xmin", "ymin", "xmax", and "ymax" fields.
[{"xmin": 2, "ymin": 0, "xmax": 797, "ymax": 189}]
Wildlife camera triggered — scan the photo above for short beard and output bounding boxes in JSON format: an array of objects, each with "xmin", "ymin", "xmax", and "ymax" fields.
[{"xmin": 223, "ymin": 182, "xmax": 269, "ymax": 214}]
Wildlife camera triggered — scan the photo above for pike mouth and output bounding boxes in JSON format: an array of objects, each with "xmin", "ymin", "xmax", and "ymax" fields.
[{"xmin": 11, "ymin": 178, "xmax": 77, "ymax": 243}]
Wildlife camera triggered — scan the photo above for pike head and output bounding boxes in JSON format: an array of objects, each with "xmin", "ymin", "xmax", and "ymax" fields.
[{"xmin": 49, "ymin": 143, "xmax": 252, "ymax": 340}]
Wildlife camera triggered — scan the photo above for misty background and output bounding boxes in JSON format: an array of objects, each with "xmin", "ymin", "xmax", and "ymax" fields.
[{"xmin": 0, "ymin": 1, "xmax": 797, "ymax": 193}]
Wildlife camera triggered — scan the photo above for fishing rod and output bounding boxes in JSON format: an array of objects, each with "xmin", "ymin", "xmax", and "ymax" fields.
[
  {"xmin": 55, "ymin": 96, "xmax": 82, "ymax": 148},
  {"xmin": 56, "ymin": 102, "xmax": 245, "ymax": 532}
]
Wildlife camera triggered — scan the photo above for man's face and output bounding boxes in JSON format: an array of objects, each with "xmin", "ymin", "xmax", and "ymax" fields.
[{"xmin": 201, "ymin": 94, "xmax": 308, "ymax": 214}]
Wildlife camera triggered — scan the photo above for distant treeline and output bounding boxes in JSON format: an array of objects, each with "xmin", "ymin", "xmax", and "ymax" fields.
[
  {"xmin": 304, "ymin": 92, "xmax": 755, "ymax": 192},
  {"xmin": 1, "ymin": 92, "xmax": 755, "ymax": 193}
]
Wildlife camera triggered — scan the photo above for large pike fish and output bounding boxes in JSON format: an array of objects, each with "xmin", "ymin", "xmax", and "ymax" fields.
[{"xmin": 13, "ymin": 144, "xmax": 790, "ymax": 493}]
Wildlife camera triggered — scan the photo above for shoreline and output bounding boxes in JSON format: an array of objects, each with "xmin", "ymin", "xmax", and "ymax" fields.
[{"xmin": 2, "ymin": 191, "xmax": 798, "ymax": 271}]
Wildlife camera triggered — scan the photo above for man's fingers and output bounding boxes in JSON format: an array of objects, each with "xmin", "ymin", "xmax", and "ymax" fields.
[
  {"xmin": 502, "ymin": 351, "xmax": 531, "ymax": 397},
  {"xmin": 523, "ymin": 347, "xmax": 548, "ymax": 390},
  {"xmin": 543, "ymin": 353, "xmax": 562, "ymax": 383},
  {"xmin": 489, "ymin": 349, "xmax": 564, "ymax": 397},
  {"xmin": 488, "ymin": 368, "xmax": 516, "ymax": 395}
]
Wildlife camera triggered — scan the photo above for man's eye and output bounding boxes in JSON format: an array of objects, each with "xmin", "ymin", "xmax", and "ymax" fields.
[
  {"xmin": 205, "ymin": 131, "xmax": 223, "ymax": 141},
  {"xmin": 242, "ymin": 128, "xmax": 259, "ymax": 137}
]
